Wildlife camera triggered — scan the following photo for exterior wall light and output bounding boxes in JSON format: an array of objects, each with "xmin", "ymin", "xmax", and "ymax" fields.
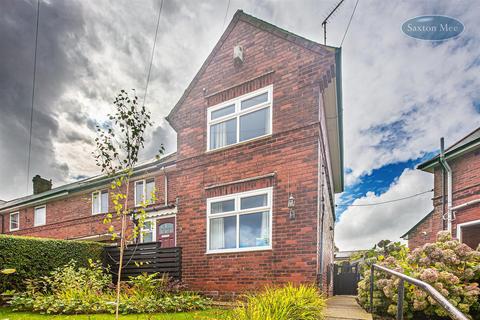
[{"xmin": 288, "ymin": 194, "xmax": 296, "ymax": 220}]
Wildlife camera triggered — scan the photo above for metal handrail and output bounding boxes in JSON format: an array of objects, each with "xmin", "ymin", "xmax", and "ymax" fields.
[{"xmin": 370, "ymin": 264, "xmax": 469, "ymax": 320}]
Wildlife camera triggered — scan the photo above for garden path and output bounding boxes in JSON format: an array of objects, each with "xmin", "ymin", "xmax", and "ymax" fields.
[{"xmin": 325, "ymin": 295, "xmax": 372, "ymax": 320}]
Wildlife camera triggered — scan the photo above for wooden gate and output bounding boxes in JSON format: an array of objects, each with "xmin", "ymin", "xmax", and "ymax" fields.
[
  {"xmin": 104, "ymin": 242, "xmax": 181, "ymax": 280},
  {"xmin": 333, "ymin": 262, "xmax": 360, "ymax": 295}
]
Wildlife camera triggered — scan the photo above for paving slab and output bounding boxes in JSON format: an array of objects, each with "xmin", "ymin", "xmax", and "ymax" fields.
[{"xmin": 325, "ymin": 295, "xmax": 373, "ymax": 320}]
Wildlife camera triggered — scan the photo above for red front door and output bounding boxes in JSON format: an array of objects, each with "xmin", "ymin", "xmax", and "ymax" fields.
[{"xmin": 156, "ymin": 217, "xmax": 176, "ymax": 248}]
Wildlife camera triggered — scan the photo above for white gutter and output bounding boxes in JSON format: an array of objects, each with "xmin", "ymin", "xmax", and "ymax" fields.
[
  {"xmin": 439, "ymin": 138, "xmax": 453, "ymax": 233},
  {"xmin": 452, "ymin": 198, "xmax": 480, "ymax": 212},
  {"xmin": 0, "ymin": 191, "xmax": 69, "ymax": 213},
  {"xmin": 420, "ymin": 140, "xmax": 480, "ymax": 172}
]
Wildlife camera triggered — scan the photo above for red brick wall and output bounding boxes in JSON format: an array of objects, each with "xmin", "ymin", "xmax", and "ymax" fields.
[
  {"xmin": 315, "ymin": 143, "xmax": 335, "ymax": 294},
  {"xmin": 175, "ymin": 127, "xmax": 322, "ymax": 298},
  {"xmin": 169, "ymin": 18, "xmax": 336, "ymax": 298},
  {"xmin": 1, "ymin": 171, "xmax": 171, "ymax": 240},
  {"xmin": 408, "ymin": 148, "xmax": 480, "ymax": 249}
]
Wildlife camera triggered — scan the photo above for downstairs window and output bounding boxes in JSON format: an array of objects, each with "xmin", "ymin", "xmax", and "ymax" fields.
[
  {"xmin": 206, "ymin": 188, "xmax": 272, "ymax": 253},
  {"xmin": 9, "ymin": 212, "xmax": 19, "ymax": 231}
]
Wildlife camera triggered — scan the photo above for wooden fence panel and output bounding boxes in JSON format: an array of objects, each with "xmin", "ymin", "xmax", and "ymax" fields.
[{"xmin": 104, "ymin": 243, "xmax": 181, "ymax": 280}]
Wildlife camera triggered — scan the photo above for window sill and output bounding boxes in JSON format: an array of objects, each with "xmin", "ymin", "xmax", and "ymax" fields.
[
  {"xmin": 92, "ymin": 211, "xmax": 108, "ymax": 216},
  {"xmin": 206, "ymin": 134, "xmax": 272, "ymax": 154},
  {"xmin": 9, "ymin": 228, "xmax": 19, "ymax": 232},
  {"xmin": 133, "ymin": 201, "xmax": 157, "ymax": 208},
  {"xmin": 206, "ymin": 246, "xmax": 272, "ymax": 255},
  {"xmin": 33, "ymin": 224, "xmax": 46, "ymax": 228}
]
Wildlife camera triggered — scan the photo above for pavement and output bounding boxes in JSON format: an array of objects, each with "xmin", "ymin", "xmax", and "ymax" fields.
[{"xmin": 325, "ymin": 295, "xmax": 373, "ymax": 320}]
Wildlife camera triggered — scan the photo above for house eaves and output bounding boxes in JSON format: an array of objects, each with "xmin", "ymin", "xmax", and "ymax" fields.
[
  {"xmin": 417, "ymin": 133, "xmax": 480, "ymax": 173},
  {"xmin": 0, "ymin": 152, "xmax": 176, "ymax": 213},
  {"xmin": 326, "ymin": 48, "xmax": 344, "ymax": 193}
]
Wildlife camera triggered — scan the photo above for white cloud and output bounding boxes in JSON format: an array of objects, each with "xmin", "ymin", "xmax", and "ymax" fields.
[
  {"xmin": 339, "ymin": 1, "xmax": 480, "ymax": 185},
  {"xmin": 335, "ymin": 169, "xmax": 434, "ymax": 250}
]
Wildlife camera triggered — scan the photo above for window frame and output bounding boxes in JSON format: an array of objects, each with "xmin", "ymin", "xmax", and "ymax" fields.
[
  {"xmin": 457, "ymin": 219, "xmax": 480, "ymax": 244},
  {"xmin": 206, "ymin": 187, "xmax": 273, "ymax": 254},
  {"xmin": 140, "ymin": 219, "xmax": 157, "ymax": 243},
  {"xmin": 134, "ymin": 178, "xmax": 156, "ymax": 207},
  {"xmin": 91, "ymin": 190, "xmax": 109, "ymax": 215},
  {"xmin": 9, "ymin": 212, "xmax": 19, "ymax": 231},
  {"xmin": 206, "ymin": 85, "xmax": 273, "ymax": 152},
  {"xmin": 34, "ymin": 205, "xmax": 46, "ymax": 227}
]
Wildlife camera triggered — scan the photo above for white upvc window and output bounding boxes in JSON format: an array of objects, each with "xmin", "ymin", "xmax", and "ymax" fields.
[
  {"xmin": 207, "ymin": 86, "xmax": 273, "ymax": 151},
  {"xmin": 206, "ymin": 187, "xmax": 272, "ymax": 254},
  {"xmin": 9, "ymin": 212, "xmax": 19, "ymax": 231},
  {"xmin": 135, "ymin": 178, "xmax": 155, "ymax": 207},
  {"xmin": 34, "ymin": 205, "xmax": 46, "ymax": 227},
  {"xmin": 92, "ymin": 190, "xmax": 109, "ymax": 215},
  {"xmin": 140, "ymin": 219, "xmax": 156, "ymax": 243}
]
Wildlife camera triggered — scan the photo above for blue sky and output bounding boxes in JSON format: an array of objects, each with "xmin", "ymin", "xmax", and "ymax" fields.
[
  {"xmin": 336, "ymin": 152, "xmax": 438, "ymax": 217},
  {"xmin": 332, "ymin": 1, "xmax": 480, "ymax": 250},
  {"xmin": 0, "ymin": 0, "xmax": 479, "ymax": 250}
]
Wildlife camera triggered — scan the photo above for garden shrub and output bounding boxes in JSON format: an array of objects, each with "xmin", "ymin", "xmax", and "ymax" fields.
[
  {"xmin": 229, "ymin": 283, "xmax": 326, "ymax": 320},
  {"xmin": 9, "ymin": 262, "xmax": 210, "ymax": 314},
  {"xmin": 357, "ymin": 232, "xmax": 480, "ymax": 319},
  {"xmin": 0, "ymin": 235, "xmax": 105, "ymax": 292},
  {"xmin": 10, "ymin": 260, "xmax": 112, "ymax": 314}
]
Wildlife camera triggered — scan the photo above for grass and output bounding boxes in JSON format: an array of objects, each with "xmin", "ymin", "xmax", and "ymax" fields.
[{"xmin": 0, "ymin": 308, "xmax": 230, "ymax": 320}]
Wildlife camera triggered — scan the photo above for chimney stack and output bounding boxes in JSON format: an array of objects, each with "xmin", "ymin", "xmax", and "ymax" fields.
[{"xmin": 32, "ymin": 175, "xmax": 52, "ymax": 195}]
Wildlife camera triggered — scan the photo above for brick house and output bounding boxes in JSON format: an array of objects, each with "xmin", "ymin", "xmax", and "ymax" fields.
[
  {"xmin": 0, "ymin": 10, "xmax": 344, "ymax": 296},
  {"xmin": 402, "ymin": 128, "xmax": 480, "ymax": 250}
]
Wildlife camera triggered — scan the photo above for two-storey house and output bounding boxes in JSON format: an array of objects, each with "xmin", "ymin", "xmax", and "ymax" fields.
[{"xmin": 0, "ymin": 10, "xmax": 344, "ymax": 297}]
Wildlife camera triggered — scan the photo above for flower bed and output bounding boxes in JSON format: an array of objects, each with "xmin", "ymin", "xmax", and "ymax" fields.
[{"xmin": 8, "ymin": 261, "xmax": 210, "ymax": 315}]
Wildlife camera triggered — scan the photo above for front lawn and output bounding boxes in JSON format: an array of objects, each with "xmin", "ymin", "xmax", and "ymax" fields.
[{"xmin": 0, "ymin": 308, "xmax": 229, "ymax": 320}]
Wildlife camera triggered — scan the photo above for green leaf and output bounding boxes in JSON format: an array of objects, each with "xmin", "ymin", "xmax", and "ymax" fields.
[{"xmin": 1, "ymin": 268, "xmax": 16, "ymax": 275}]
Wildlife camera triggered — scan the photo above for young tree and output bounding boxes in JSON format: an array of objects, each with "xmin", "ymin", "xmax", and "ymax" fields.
[{"xmin": 93, "ymin": 89, "xmax": 163, "ymax": 319}]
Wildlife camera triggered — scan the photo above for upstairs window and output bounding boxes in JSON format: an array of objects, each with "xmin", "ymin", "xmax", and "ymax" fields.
[
  {"xmin": 34, "ymin": 205, "xmax": 46, "ymax": 227},
  {"xmin": 206, "ymin": 188, "xmax": 272, "ymax": 253},
  {"xmin": 135, "ymin": 178, "xmax": 156, "ymax": 206},
  {"xmin": 207, "ymin": 86, "xmax": 272, "ymax": 151},
  {"xmin": 9, "ymin": 212, "xmax": 19, "ymax": 231},
  {"xmin": 92, "ymin": 190, "xmax": 109, "ymax": 215}
]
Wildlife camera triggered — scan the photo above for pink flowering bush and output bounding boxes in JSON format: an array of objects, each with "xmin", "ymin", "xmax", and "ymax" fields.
[{"xmin": 357, "ymin": 232, "xmax": 480, "ymax": 319}]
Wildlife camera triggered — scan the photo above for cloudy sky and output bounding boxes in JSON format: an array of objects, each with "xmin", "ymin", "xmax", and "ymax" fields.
[{"xmin": 0, "ymin": 0, "xmax": 479, "ymax": 250}]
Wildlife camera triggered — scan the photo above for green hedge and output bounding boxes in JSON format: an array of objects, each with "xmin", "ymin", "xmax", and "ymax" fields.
[{"xmin": 0, "ymin": 235, "xmax": 105, "ymax": 292}]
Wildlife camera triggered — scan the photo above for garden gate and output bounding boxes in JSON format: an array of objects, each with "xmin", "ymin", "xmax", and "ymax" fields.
[{"xmin": 333, "ymin": 262, "xmax": 360, "ymax": 295}]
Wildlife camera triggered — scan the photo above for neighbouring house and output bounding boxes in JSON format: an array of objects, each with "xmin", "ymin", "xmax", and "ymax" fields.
[
  {"xmin": 402, "ymin": 128, "xmax": 480, "ymax": 250},
  {"xmin": 0, "ymin": 10, "xmax": 344, "ymax": 297},
  {"xmin": 334, "ymin": 250, "xmax": 366, "ymax": 263}
]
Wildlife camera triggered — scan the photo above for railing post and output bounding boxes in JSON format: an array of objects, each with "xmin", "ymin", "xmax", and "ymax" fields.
[
  {"xmin": 370, "ymin": 265, "xmax": 374, "ymax": 313},
  {"xmin": 397, "ymin": 279, "xmax": 404, "ymax": 320}
]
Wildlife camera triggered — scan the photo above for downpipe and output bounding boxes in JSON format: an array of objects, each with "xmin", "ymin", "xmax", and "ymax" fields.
[{"xmin": 439, "ymin": 138, "xmax": 453, "ymax": 234}]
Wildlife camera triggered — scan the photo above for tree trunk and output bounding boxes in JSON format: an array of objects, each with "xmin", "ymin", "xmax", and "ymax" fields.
[{"xmin": 115, "ymin": 179, "xmax": 130, "ymax": 319}]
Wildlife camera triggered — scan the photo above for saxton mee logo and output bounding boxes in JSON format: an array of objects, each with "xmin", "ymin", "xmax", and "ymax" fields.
[{"xmin": 402, "ymin": 15, "xmax": 464, "ymax": 41}]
